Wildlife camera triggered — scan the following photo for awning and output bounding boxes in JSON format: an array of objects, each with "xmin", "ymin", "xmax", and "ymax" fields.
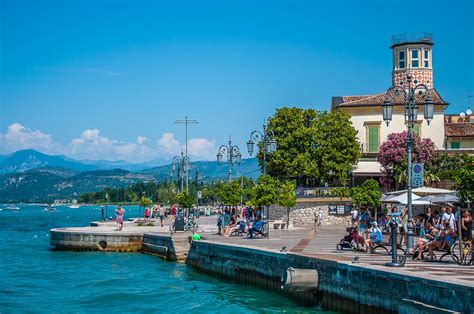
[{"xmin": 353, "ymin": 161, "xmax": 383, "ymax": 176}]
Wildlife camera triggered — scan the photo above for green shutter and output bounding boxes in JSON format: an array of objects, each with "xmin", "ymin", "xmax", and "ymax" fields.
[
  {"xmin": 451, "ymin": 142, "xmax": 460, "ymax": 149},
  {"xmin": 413, "ymin": 124, "xmax": 420, "ymax": 136},
  {"xmin": 368, "ymin": 127, "xmax": 379, "ymax": 152}
]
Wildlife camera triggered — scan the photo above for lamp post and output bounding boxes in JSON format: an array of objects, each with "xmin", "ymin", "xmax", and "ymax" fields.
[
  {"xmin": 246, "ymin": 121, "xmax": 278, "ymax": 175},
  {"xmin": 216, "ymin": 136, "xmax": 241, "ymax": 182},
  {"xmin": 381, "ymin": 74, "xmax": 434, "ymax": 251},
  {"xmin": 170, "ymin": 151, "xmax": 190, "ymax": 193}
]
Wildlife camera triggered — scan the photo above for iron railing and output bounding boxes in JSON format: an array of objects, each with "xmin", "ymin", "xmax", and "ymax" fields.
[{"xmin": 391, "ymin": 33, "xmax": 433, "ymax": 46}]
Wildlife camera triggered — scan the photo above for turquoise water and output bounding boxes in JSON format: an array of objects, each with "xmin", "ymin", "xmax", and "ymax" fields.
[{"xmin": 0, "ymin": 205, "xmax": 320, "ymax": 313}]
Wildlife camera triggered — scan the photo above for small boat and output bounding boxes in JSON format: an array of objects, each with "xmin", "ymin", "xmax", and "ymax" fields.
[
  {"xmin": 43, "ymin": 204, "xmax": 57, "ymax": 212},
  {"xmin": 68, "ymin": 200, "xmax": 80, "ymax": 209},
  {"xmin": 3, "ymin": 205, "xmax": 20, "ymax": 211}
]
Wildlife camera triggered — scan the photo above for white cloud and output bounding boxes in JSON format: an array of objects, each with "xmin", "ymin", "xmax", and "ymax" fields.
[
  {"xmin": 0, "ymin": 123, "xmax": 61, "ymax": 154},
  {"xmin": 157, "ymin": 133, "xmax": 181, "ymax": 155},
  {"xmin": 0, "ymin": 123, "xmax": 216, "ymax": 163},
  {"xmin": 136, "ymin": 136, "xmax": 147, "ymax": 145},
  {"xmin": 187, "ymin": 138, "xmax": 216, "ymax": 159},
  {"xmin": 68, "ymin": 129, "xmax": 156, "ymax": 162},
  {"xmin": 156, "ymin": 133, "xmax": 216, "ymax": 160}
]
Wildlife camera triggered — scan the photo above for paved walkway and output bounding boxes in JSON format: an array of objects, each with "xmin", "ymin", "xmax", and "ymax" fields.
[{"xmin": 194, "ymin": 216, "xmax": 474, "ymax": 288}]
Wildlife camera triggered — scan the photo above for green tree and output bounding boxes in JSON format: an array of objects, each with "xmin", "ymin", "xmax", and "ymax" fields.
[
  {"xmin": 157, "ymin": 182, "xmax": 178, "ymax": 205},
  {"xmin": 263, "ymin": 107, "xmax": 359, "ymax": 186},
  {"xmin": 277, "ymin": 180, "xmax": 297, "ymax": 229},
  {"xmin": 140, "ymin": 196, "xmax": 152, "ymax": 207},
  {"xmin": 351, "ymin": 179, "xmax": 382, "ymax": 209},
  {"xmin": 313, "ymin": 110, "xmax": 360, "ymax": 184},
  {"xmin": 251, "ymin": 175, "xmax": 280, "ymax": 208},
  {"xmin": 454, "ymin": 166, "xmax": 474, "ymax": 205},
  {"xmin": 176, "ymin": 192, "xmax": 194, "ymax": 209},
  {"xmin": 218, "ymin": 180, "xmax": 243, "ymax": 206}
]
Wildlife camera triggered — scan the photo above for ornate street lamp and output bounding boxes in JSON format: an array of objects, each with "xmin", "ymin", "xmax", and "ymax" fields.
[
  {"xmin": 216, "ymin": 136, "xmax": 241, "ymax": 182},
  {"xmin": 246, "ymin": 121, "xmax": 278, "ymax": 175},
  {"xmin": 382, "ymin": 74, "xmax": 434, "ymax": 251},
  {"xmin": 170, "ymin": 151, "xmax": 189, "ymax": 193}
]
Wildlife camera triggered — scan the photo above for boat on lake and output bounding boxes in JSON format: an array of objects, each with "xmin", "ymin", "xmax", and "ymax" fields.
[
  {"xmin": 3, "ymin": 205, "xmax": 20, "ymax": 211},
  {"xmin": 68, "ymin": 200, "xmax": 80, "ymax": 209},
  {"xmin": 43, "ymin": 204, "xmax": 57, "ymax": 212}
]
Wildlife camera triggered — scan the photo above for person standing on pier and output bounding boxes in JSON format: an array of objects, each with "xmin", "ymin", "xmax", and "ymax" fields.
[
  {"xmin": 159, "ymin": 205, "xmax": 166, "ymax": 227},
  {"xmin": 115, "ymin": 206, "xmax": 125, "ymax": 231}
]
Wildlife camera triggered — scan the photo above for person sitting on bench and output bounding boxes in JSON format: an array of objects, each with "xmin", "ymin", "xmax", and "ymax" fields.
[{"xmin": 246, "ymin": 217, "xmax": 263, "ymax": 239}]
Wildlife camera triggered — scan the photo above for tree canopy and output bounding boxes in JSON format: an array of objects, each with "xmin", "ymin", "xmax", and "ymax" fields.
[
  {"xmin": 277, "ymin": 180, "xmax": 297, "ymax": 208},
  {"xmin": 217, "ymin": 180, "xmax": 243, "ymax": 206},
  {"xmin": 250, "ymin": 175, "xmax": 280, "ymax": 207},
  {"xmin": 176, "ymin": 192, "xmax": 194, "ymax": 209},
  {"xmin": 453, "ymin": 156, "xmax": 474, "ymax": 205},
  {"xmin": 351, "ymin": 179, "xmax": 382, "ymax": 209},
  {"xmin": 262, "ymin": 107, "xmax": 360, "ymax": 186}
]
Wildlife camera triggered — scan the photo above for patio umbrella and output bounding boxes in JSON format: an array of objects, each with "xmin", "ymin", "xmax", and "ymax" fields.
[
  {"xmin": 412, "ymin": 186, "xmax": 455, "ymax": 195},
  {"xmin": 385, "ymin": 192, "xmax": 430, "ymax": 205}
]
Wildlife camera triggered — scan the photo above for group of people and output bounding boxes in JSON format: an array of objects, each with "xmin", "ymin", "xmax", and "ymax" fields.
[
  {"xmin": 216, "ymin": 206, "xmax": 265, "ymax": 238},
  {"xmin": 412, "ymin": 207, "xmax": 472, "ymax": 260},
  {"xmin": 349, "ymin": 206, "xmax": 472, "ymax": 259},
  {"xmin": 144, "ymin": 204, "xmax": 167, "ymax": 227}
]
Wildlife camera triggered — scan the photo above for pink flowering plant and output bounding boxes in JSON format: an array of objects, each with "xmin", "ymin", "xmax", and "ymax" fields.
[{"xmin": 378, "ymin": 131, "xmax": 435, "ymax": 190}]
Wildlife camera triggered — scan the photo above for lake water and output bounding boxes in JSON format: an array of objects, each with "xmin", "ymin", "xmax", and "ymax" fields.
[{"xmin": 0, "ymin": 205, "xmax": 323, "ymax": 313}]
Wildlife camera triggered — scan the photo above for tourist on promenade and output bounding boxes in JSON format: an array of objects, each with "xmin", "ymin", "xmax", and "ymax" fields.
[
  {"xmin": 359, "ymin": 208, "xmax": 371, "ymax": 237},
  {"xmin": 246, "ymin": 216, "xmax": 263, "ymax": 239},
  {"xmin": 365, "ymin": 222, "xmax": 382, "ymax": 253},
  {"xmin": 115, "ymin": 206, "xmax": 125, "ymax": 231},
  {"xmin": 350, "ymin": 208, "xmax": 358, "ymax": 227},
  {"xmin": 399, "ymin": 207, "xmax": 408, "ymax": 245},
  {"xmin": 461, "ymin": 210, "xmax": 472, "ymax": 241},
  {"xmin": 426, "ymin": 222, "xmax": 455, "ymax": 261},
  {"xmin": 144, "ymin": 207, "xmax": 150, "ymax": 223},
  {"xmin": 412, "ymin": 222, "xmax": 437, "ymax": 260},
  {"xmin": 159, "ymin": 205, "xmax": 166, "ymax": 227},
  {"xmin": 171, "ymin": 204, "xmax": 176, "ymax": 217},
  {"xmin": 216, "ymin": 210, "xmax": 223, "ymax": 235},
  {"xmin": 442, "ymin": 207, "xmax": 456, "ymax": 231}
]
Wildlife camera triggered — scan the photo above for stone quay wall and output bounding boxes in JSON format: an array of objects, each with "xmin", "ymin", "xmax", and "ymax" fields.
[
  {"xmin": 187, "ymin": 241, "xmax": 474, "ymax": 313},
  {"xmin": 49, "ymin": 229, "xmax": 143, "ymax": 252},
  {"xmin": 270, "ymin": 199, "xmax": 352, "ymax": 226}
]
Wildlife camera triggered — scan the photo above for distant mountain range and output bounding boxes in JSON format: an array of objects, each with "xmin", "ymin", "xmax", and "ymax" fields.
[
  {"xmin": 0, "ymin": 150, "xmax": 261, "ymax": 202},
  {"xmin": 0, "ymin": 149, "xmax": 169, "ymax": 174}
]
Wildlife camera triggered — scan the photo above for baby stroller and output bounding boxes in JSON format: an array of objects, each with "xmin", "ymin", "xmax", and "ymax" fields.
[{"xmin": 337, "ymin": 227, "xmax": 356, "ymax": 251}]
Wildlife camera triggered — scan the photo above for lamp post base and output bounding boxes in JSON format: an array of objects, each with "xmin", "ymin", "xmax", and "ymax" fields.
[{"xmin": 385, "ymin": 262, "xmax": 404, "ymax": 267}]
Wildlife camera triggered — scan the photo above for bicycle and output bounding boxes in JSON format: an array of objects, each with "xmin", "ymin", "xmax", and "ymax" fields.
[{"xmin": 448, "ymin": 240, "xmax": 473, "ymax": 265}]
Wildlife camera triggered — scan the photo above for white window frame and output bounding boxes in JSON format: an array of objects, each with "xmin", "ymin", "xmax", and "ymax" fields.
[
  {"xmin": 411, "ymin": 49, "xmax": 420, "ymax": 68},
  {"xmin": 398, "ymin": 50, "xmax": 406, "ymax": 69},
  {"xmin": 424, "ymin": 49, "xmax": 429, "ymax": 68}
]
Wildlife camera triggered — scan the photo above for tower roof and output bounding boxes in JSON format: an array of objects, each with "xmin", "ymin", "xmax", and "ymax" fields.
[
  {"xmin": 391, "ymin": 33, "xmax": 433, "ymax": 48},
  {"xmin": 331, "ymin": 88, "xmax": 447, "ymax": 111}
]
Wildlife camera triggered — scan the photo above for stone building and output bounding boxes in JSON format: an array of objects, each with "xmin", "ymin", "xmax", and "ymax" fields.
[{"xmin": 444, "ymin": 114, "xmax": 474, "ymax": 151}]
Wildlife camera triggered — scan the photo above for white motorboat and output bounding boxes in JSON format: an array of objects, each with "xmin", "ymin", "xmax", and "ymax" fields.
[
  {"xmin": 43, "ymin": 204, "xmax": 57, "ymax": 212},
  {"xmin": 68, "ymin": 200, "xmax": 80, "ymax": 209},
  {"xmin": 3, "ymin": 205, "xmax": 20, "ymax": 211}
]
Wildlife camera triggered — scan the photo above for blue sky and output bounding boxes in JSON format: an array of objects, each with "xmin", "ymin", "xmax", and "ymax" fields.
[{"xmin": 1, "ymin": 0, "xmax": 472, "ymax": 162}]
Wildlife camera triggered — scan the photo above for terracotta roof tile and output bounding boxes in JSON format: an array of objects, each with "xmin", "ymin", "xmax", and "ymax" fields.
[
  {"xmin": 333, "ymin": 88, "xmax": 447, "ymax": 109},
  {"xmin": 444, "ymin": 123, "xmax": 474, "ymax": 137}
]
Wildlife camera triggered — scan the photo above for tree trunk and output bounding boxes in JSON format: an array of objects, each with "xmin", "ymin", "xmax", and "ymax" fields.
[{"xmin": 287, "ymin": 207, "xmax": 290, "ymax": 229}]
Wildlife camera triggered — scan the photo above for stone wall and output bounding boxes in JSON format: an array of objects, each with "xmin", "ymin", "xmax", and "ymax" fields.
[
  {"xmin": 186, "ymin": 240, "xmax": 474, "ymax": 313},
  {"xmin": 270, "ymin": 200, "xmax": 352, "ymax": 226}
]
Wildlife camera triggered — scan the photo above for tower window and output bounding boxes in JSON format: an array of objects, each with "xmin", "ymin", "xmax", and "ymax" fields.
[
  {"xmin": 424, "ymin": 50, "xmax": 429, "ymax": 67},
  {"xmin": 411, "ymin": 49, "xmax": 419, "ymax": 68},
  {"xmin": 398, "ymin": 50, "xmax": 406, "ymax": 69}
]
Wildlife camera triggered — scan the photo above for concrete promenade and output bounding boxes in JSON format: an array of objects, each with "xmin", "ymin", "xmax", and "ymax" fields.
[{"xmin": 50, "ymin": 215, "xmax": 474, "ymax": 312}]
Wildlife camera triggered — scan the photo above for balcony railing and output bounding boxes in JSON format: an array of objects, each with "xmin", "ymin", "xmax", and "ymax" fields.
[
  {"xmin": 295, "ymin": 187, "xmax": 349, "ymax": 198},
  {"xmin": 391, "ymin": 33, "xmax": 433, "ymax": 46}
]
